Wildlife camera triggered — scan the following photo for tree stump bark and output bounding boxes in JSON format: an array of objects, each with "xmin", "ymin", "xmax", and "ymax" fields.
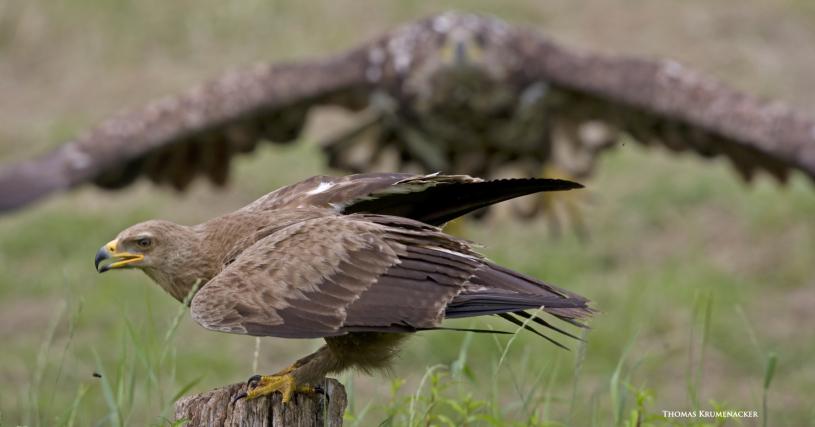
[{"xmin": 173, "ymin": 378, "xmax": 346, "ymax": 427}]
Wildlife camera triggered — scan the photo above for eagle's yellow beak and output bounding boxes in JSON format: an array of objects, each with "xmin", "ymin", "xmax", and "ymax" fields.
[{"xmin": 95, "ymin": 239, "xmax": 144, "ymax": 273}]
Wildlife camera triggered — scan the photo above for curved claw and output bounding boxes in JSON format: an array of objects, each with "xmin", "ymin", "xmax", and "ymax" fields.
[
  {"xmin": 246, "ymin": 374, "xmax": 262, "ymax": 388},
  {"xmin": 232, "ymin": 392, "xmax": 248, "ymax": 404},
  {"xmin": 238, "ymin": 371, "xmax": 324, "ymax": 404},
  {"xmin": 233, "ymin": 374, "xmax": 262, "ymax": 403}
]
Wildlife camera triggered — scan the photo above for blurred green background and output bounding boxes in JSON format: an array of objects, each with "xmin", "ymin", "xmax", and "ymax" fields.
[{"xmin": 0, "ymin": 1, "xmax": 813, "ymax": 426}]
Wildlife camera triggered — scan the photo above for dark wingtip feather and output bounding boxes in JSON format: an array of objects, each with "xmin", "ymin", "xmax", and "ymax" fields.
[
  {"xmin": 489, "ymin": 177, "xmax": 584, "ymax": 191},
  {"xmin": 342, "ymin": 175, "xmax": 585, "ymax": 226},
  {"xmin": 431, "ymin": 326, "xmax": 514, "ymax": 335},
  {"xmin": 513, "ymin": 310, "xmax": 583, "ymax": 341},
  {"xmin": 497, "ymin": 313, "xmax": 569, "ymax": 350},
  {"xmin": 553, "ymin": 315, "xmax": 592, "ymax": 329}
]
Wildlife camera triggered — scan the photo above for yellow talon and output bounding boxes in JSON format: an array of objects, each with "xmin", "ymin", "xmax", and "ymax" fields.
[
  {"xmin": 244, "ymin": 373, "xmax": 317, "ymax": 404},
  {"xmin": 246, "ymin": 374, "xmax": 294, "ymax": 403}
]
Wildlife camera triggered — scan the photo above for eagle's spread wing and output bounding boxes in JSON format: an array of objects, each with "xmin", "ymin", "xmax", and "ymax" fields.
[
  {"xmin": 320, "ymin": 13, "xmax": 815, "ymax": 187},
  {"xmin": 7, "ymin": 13, "xmax": 811, "ymax": 216},
  {"xmin": 246, "ymin": 172, "xmax": 582, "ymax": 225},
  {"xmin": 0, "ymin": 48, "xmax": 373, "ymax": 213},
  {"xmin": 190, "ymin": 214, "xmax": 590, "ymax": 341},
  {"xmin": 511, "ymin": 27, "xmax": 815, "ymax": 183}
]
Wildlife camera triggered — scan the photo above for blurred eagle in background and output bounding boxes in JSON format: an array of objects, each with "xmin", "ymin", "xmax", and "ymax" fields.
[{"xmin": 1, "ymin": 12, "xmax": 814, "ymax": 220}]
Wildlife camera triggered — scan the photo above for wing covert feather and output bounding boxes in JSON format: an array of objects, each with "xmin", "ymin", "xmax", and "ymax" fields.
[
  {"xmin": 191, "ymin": 216, "xmax": 399, "ymax": 338},
  {"xmin": 190, "ymin": 213, "xmax": 592, "ymax": 340}
]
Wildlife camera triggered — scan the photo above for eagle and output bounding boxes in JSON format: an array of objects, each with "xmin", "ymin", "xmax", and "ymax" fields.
[
  {"xmin": 93, "ymin": 173, "xmax": 592, "ymax": 402},
  {"xmin": 2, "ymin": 12, "xmax": 814, "ymax": 217}
]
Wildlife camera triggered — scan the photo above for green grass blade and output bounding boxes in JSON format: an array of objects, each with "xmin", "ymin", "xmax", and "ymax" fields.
[
  {"xmin": 92, "ymin": 348, "xmax": 123, "ymax": 427},
  {"xmin": 762, "ymin": 352, "xmax": 777, "ymax": 427}
]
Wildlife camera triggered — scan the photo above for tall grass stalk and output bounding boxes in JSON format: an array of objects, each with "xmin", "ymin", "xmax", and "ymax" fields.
[
  {"xmin": 58, "ymin": 384, "xmax": 89, "ymax": 427},
  {"xmin": 496, "ymin": 306, "xmax": 545, "ymax": 373},
  {"xmin": 539, "ymin": 358, "xmax": 560, "ymax": 422},
  {"xmin": 407, "ymin": 364, "xmax": 446, "ymax": 426},
  {"xmin": 686, "ymin": 291, "xmax": 713, "ymax": 409},
  {"xmin": 611, "ymin": 330, "xmax": 639, "ymax": 426},
  {"xmin": 762, "ymin": 352, "xmax": 777, "ymax": 427},
  {"xmin": 47, "ymin": 294, "xmax": 82, "ymax": 416},
  {"xmin": 156, "ymin": 280, "xmax": 202, "ymax": 419},
  {"xmin": 734, "ymin": 305, "xmax": 763, "ymax": 356},
  {"xmin": 92, "ymin": 348, "xmax": 123, "ymax": 427},
  {"xmin": 568, "ymin": 327, "xmax": 589, "ymax": 424},
  {"xmin": 450, "ymin": 331, "xmax": 474, "ymax": 382},
  {"xmin": 518, "ymin": 356, "xmax": 550, "ymax": 419},
  {"xmin": 28, "ymin": 301, "xmax": 67, "ymax": 427},
  {"xmin": 252, "ymin": 337, "xmax": 261, "ymax": 373}
]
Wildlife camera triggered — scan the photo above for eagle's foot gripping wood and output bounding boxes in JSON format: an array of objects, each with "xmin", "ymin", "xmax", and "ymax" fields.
[
  {"xmin": 242, "ymin": 373, "xmax": 323, "ymax": 404},
  {"xmin": 173, "ymin": 378, "xmax": 346, "ymax": 427}
]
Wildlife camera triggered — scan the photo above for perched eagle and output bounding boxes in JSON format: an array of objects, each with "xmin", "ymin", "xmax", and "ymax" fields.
[
  {"xmin": 2, "ymin": 12, "xmax": 814, "ymax": 216},
  {"xmin": 93, "ymin": 173, "xmax": 592, "ymax": 402}
]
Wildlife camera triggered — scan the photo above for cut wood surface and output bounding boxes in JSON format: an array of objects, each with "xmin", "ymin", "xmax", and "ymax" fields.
[{"xmin": 173, "ymin": 378, "xmax": 346, "ymax": 427}]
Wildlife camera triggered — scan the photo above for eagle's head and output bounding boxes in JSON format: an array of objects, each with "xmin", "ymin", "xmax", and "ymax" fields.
[
  {"xmin": 402, "ymin": 13, "xmax": 520, "ymax": 114},
  {"xmin": 95, "ymin": 219, "xmax": 215, "ymax": 301}
]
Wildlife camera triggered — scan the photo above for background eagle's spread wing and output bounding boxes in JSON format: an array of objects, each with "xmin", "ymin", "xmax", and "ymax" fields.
[
  {"xmin": 0, "ymin": 48, "xmax": 373, "ymax": 213},
  {"xmin": 512, "ymin": 27, "xmax": 815, "ymax": 182},
  {"xmin": 190, "ymin": 214, "xmax": 591, "ymax": 341}
]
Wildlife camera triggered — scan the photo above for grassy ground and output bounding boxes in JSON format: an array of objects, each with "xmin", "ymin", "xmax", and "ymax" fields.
[{"xmin": 1, "ymin": 1, "xmax": 814, "ymax": 426}]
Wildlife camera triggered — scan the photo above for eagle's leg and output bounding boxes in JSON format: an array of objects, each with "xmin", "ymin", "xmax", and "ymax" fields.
[
  {"xmin": 320, "ymin": 111, "xmax": 384, "ymax": 172},
  {"xmin": 515, "ymin": 164, "xmax": 589, "ymax": 239},
  {"xmin": 544, "ymin": 164, "xmax": 588, "ymax": 239},
  {"xmin": 241, "ymin": 346, "xmax": 337, "ymax": 403},
  {"xmin": 399, "ymin": 126, "xmax": 449, "ymax": 172},
  {"xmin": 242, "ymin": 332, "xmax": 407, "ymax": 404}
]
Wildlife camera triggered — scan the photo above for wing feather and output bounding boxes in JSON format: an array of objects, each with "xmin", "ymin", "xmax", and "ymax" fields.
[
  {"xmin": 190, "ymin": 213, "xmax": 592, "ymax": 343},
  {"xmin": 512, "ymin": 27, "xmax": 815, "ymax": 181},
  {"xmin": 247, "ymin": 172, "xmax": 582, "ymax": 226},
  {"xmin": 0, "ymin": 48, "xmax": 373, "ymax": 213}
]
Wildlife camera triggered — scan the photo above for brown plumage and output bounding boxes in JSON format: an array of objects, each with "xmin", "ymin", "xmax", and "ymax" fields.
[
  {"xmin": 94, "ymin": 173, "xmax": 592, "ymax": 401},
  {"xmin": 3, "ymin": 12, "xmax": 815, "ymax": 216}
]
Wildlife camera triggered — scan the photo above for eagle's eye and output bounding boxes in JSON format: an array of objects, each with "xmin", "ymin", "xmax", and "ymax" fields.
[{"xmin": 136, "ymin": 237, "xmax": 152, "ymax": 249}]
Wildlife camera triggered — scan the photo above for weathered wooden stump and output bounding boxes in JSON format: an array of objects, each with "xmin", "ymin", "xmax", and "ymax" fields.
[{"xmin": 173, "ymin": 378, "xmax": 346, "ymax": 427}]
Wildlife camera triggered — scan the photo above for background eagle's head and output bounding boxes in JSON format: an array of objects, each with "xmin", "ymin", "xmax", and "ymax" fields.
[{"xmin": 401, "ymin": 13, "xmax": 521, "ymax": 116}]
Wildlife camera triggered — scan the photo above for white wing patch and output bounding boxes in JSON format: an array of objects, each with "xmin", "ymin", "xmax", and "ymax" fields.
[
  {"xmin": 429, "ymin": 246, "xmax": 479, "ymax": 261},
  {"xmin": 306, "ymin": 181, "xmax": 336, "ymax": 195}
]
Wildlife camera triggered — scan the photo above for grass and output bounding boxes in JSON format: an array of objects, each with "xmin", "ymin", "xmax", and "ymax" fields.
[
  {"xmin": 1, "ymin": 0, "xmax": 814, "ymax": 425},
  {"xmin": 343, "ymin": 291, "xmax": 769, "ymax": 426}
]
